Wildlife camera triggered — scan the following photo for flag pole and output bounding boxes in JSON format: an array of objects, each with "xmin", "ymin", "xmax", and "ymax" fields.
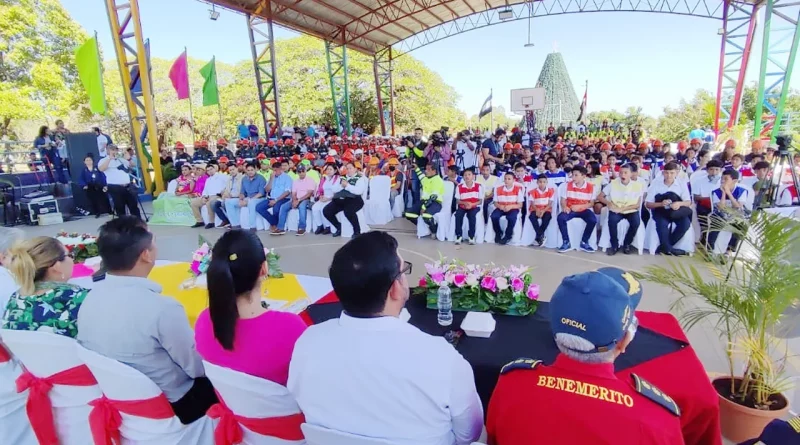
[
  {"xmin": 490, "ymin": 88, "xmax": 494, "ymax": 131},
  {"xmin": 185, "ymin": 47, "xmax": 195, "ymax": 137},
  {"xmin": 217, "ymin": 103, "xmax": 224, "ymax": 138}
]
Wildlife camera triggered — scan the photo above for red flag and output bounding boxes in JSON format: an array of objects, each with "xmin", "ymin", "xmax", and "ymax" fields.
[{"xmin": 169, "ymin": 51, "xmax": 190, "ymax": 100}]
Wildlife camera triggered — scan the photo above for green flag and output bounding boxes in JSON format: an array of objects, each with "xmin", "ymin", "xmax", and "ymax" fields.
[
  {"xmin": 74, "ymin": 37, "xmax": 106, "ymax": 115},
  {"xmin": 199, "ymin": 57, "xmax": 219, "ymax": 106}
]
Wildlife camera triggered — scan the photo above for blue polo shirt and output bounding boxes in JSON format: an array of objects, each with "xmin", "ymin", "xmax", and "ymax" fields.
[
  {"xmin": 240, "ymin": 174, "xmax": 266, "ymax": 198},
  {"xmin": 269, "ymin": 172, "xmax": 293, "ymax": 200},
  {"xmin": 237, "ymin": 124, "xmax": 249, "ymax": 139},
  {"xmin": 482, "ymin": 138, "xmax": 499, "ymax": 157}
]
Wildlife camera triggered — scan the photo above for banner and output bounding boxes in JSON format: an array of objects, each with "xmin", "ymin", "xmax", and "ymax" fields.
[
  {"xmin": 74, "ymin": 37, "xmax": 106, "ymax": 115},
  {"xmin": 169, "ymin": 51, "xmax": 190, "ymax": 100},
  {"xmin": 149, "ymin": 196, "xmax": 196, "ymax": 226},
  {"xmin": 200, "ymin": 57, "xmax": 219, "ymax": 106},
  {"xmin": 478, "ymin": 92, "xmax": 492, "ymax": 119}
]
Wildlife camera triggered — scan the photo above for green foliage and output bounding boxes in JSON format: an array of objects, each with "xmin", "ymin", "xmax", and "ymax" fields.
[
  {"xmin": 635, "ymin": 211, "xmax": 800, "ymax": 408},
  {"xmin": 0, "ymin": 0, "xmax": 89, "ymax": 137}
]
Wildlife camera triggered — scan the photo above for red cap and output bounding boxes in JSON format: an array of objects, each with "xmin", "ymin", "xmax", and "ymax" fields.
[
  {"xmin": 287, "ymin": 139, "xmax": 295, "ymax": 145},
  {"xmin": 690, "ymin": 138, "xmax": 702, "ymax": 146},
  {"xmin": 175, "ymin": 141, "xmax": 185, "ymax": 149},
  {"xmin": 256, "ymin": 153, "xmax": 267, "ymax": 160},
  {"xmin": 677, "ymin": 141, "xmax": 688, "ymax": 151},
  {"xmin": 291, "ymin": 154, "xmax": 301, "ymax": 163},
  {"xmin": 325, "ymin": 156, "xmax": 336, "ymax": 163},
  {"xmin": 218, "ymin": 156, "xmax": 230, "ymax": 163},
  {"xmin": 725, "ymin": 139, "xmax": 736, "ymax": 148},
  {"xmin": 653, "ymin": 140, "xmax": 663, "ymax": 147},
  {"xmin": 217, "ymin": 138, "xmax": 227, "ymax": 146},
  {"xmin": 304, "ymin": 152, "xmax": 316, "ymax": 160}
]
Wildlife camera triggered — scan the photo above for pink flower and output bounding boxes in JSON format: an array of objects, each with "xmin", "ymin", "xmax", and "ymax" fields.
[
  {"xmin": 425, "ymin": 263, "xmax": 443, "ymax": 276},
  {"xmin": 431, "ymin": 272, "xmax": 445, "ymax": 285},
  {"xmin": 481, "ymin": 276, "xmax": 497, "ymax": 292},
  {"xmin": 453, "ymin": 273, "xmax": 467, "ymax": 288},
  {"xmin": 511, "ymin": 277, "xmax": 525, "ymax": 293},
  {"xmin": 445, "ymin": 272, "xmax": 455, "ymax": 285},
  {"xmin": 526, "ymin": 284, "xmax": 540, "ymax": 300},
  {"xmin": 418, "ymin": 277, "xmax": 427, "ymax": 287}
]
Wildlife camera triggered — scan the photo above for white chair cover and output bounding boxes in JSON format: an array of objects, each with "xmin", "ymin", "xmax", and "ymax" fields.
[
  {"xmin": 75, "ymin": 344, "xmax": 214, "ymax": 444},
  {"xmin": 301, "ymin": 423, "xmax": 398, "ymax": 445},
  {"xmin": 520, "ymin": 190, "xmax": 559, "ymax": 249},
  {"xmin": 286, "ymin": 208, "xmax": 313, "ymax": 232},
  {"xmin": 415, "ymin": 181, "xmax": 454, "ymax": 241},
  {"xmin": 365, "ymin": 176, "xmax": 393, "ymax": 225},
  {"xmin": 644, "ymin": 212, "xmax": 696, "ymax": 255},
  {"xmin": 0, "ymin": 330, "xmax": 102, "ymax": 445},
  {"xmin": 391, "ymin": 178, "xmax": 406, "ymax": 218},
  {"xmin": 597, "ymin": 208, "xmax": 645, "ymax": 255},
  {"xmin": 0, "ymin": 344, "xmax": 35, "ymax": 445},
  {"xmin": 708, "ymin": 186, "xmax": 753, "ymax": 254},
  {"xmin": 446, "ymin": 206, "xmax": 485, "ymax": 244},
  {"xmin": 555, "ymin": 184, "xmax": 598, "ymax": 252},
  {"xmin": 240, "ymin": 207, "xmax": 269, "ymax": 230},
  {"xmin": 201, "ymin": 206, "xmax": 225, "ymax": 227},
  {"xmin": 336, "ymin": 189, "xmax": 370, "ymax": 238},
  {"xmin": 203, "ymin": 361, "xmax": 305, "ymax": 445},
  {"xmin": 167, "ymin": 180, "xmax": 178, "ymax": 195},
  {"xmin": 483, "ymin": 209, "xmax": 523, "ymax": 246}
]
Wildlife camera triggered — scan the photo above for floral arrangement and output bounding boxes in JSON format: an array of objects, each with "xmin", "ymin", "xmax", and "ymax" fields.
[
  {"xmin": 189, "ymin": 243, "xmax": 211, "ymax": 277},
  {"xmin": 182, "ymin": 236, "xmax": 284, "ymax": 289},
  {"xmin": 415, "ymin": 258, "xmax": 539, "ymax": 316},
  {"xmin": 55, "ymin": 231, "xmax": 98, "ymax": 264}
]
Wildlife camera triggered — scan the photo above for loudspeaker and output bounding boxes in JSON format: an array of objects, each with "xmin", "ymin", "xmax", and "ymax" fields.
[{"xmin": 66, "ymin": 132, "xmax": 104, "ymax": 213}]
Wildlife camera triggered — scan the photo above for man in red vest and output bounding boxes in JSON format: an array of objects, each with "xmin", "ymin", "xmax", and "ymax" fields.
[
  {"xmin": 453, "ymin": 168, "xmax": 482, "ymax": 245},
  {"xmin": 491, "ymin": 172, "xmax": 524, "ymax": 245},
  {"xmin": 528, "ymin": 175, "xmax": 555, "ymax": 246},
  {"xmin": 557, "ymin": 165, "xmax": 597, "ymax": 253}
]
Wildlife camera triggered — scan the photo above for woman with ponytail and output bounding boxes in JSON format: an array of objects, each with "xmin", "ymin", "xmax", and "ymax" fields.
[
  {"xmin": 1, "ymin": 236, "xmax": 87, "ymax": 338},
  {"xmin": 194, "ymin": 230, "xmax": 307, "ymax": 384}
]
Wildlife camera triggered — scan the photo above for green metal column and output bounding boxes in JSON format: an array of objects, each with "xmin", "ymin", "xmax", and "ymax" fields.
[
  {"xmin": 374, "ymin": 47, "xmax": 395, "ymax": 136},
  {"xmin": 325, "ymin": 39, "xmax": 352, "ymax": 137},
  {"xmin": 247, "ymin": 9, "xmax": 282, "ymax": 133},
  {"xmin": 753, "ymin": 0, "xmax": 800, "ymax": 141}
]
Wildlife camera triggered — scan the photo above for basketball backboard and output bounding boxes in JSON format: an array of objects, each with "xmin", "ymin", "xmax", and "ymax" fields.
[{"xmin": 510, "ymin": 88, "xmax": 545, "ymax": 113}]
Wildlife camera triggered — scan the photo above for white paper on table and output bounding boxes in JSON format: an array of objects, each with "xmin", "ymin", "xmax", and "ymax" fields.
[{"xmin": 277, "ymin": 298, "xmax": 312, "ymax": 314}]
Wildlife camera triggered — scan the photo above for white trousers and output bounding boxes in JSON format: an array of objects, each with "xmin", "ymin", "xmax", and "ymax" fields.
[{"xmin": 312, "ymin": 201, "xmax": 332, "ymax": 229}]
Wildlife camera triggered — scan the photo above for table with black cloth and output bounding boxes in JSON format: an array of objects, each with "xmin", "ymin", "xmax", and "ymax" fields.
[{"xmin": 302, "ymin": 292, "xmax": 722, "ymax": 445}]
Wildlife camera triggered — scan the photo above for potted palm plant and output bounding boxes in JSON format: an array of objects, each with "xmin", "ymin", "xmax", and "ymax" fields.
[{"xmin": 636, "ymin": 210, "xmax": 800, "ymax": 442}]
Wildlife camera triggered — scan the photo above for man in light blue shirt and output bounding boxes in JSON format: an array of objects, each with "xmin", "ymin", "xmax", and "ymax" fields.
[
  {"xmin": 688, "ymin": 126, "xmax": 705, "ymax": 142},
  {"xmin": 256, "ymin": 161, "xmax": 293, "ymax": 234},
  {"xmin": 237, "ymin": 119, "xmax": 249, "ymax": 140},
  {"xmin": 224, "ymin": 162, "xmax": 266, "ymax": 229}
]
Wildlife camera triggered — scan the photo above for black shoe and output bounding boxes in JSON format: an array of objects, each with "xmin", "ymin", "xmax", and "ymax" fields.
[
  {"xmin": 606, "ymin": 247, "xmax": 617, "ymax": 256},
  {"xmin": 353, "ymin": 231, "xmax": 361, "ymax": 237},
  {"xmin": 205, "ymin": 223, "xmax": 214, "ymax": 229},
  {"xmin": 430, "ymin": 223, "xmax": 438, "ymax": 235},
  {"xmin": 314, "ymin": 226, "xmax": 324, "ymax": 235},
  {"xmin": 219, "ymin": 221, "xmax": 231, "ymax": 228},
  {"xmin": 670, "ymin": 248, "xmax": 688, "ymax": 256},
  {"xmin": 499, "ymin": 237, "xmax": 510, "ymax": 245},
  {"xmin": 620, "ymin": 245, "xmax": 631, "ymax": 255},
  {"xmin": 332, "ymin": 230, "xmax": 341, "ymax": 238},
  {"xmin": 322, "ymin": 227, "xmax": 331, "ymax": 235},
  {"xmin": 191, "ymin": 222, "xmax": 204, "ymax": 228}
]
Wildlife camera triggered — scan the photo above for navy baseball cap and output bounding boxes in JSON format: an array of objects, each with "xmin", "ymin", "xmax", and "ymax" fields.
[
  {"xmin": 738, "ymin": 417, "xmax": 800, "ymax": 445},
  {"xmin": 550, "ymin": 269, "xmax": 640, "ymax": 353},
  {"xmin": 596, "ymin": 267, "xmax": 643, "ymax": 309}
]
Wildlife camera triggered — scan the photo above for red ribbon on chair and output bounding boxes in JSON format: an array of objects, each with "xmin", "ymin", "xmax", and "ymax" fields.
[
  {"xmin": 15, "ymin": 365, "xmax": 98, "ymax": 445},
  {"xmin": 0, "ymin": 345, "xmax": 10, "ymax": 363},
  {"xmin": 88, "ymin": 394, "xmax": 175, "ymax": 445},
  {"xmin": 207, "ymin": 396, "xmax": 305, "ymax": 445}
]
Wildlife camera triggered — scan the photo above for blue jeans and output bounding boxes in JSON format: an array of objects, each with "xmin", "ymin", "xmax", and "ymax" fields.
[
  {"xmin": 557, "ymin": 209, "xmax": 597, "ymax": 244},
  {"xmin": 256, "ymin": 197, "xmax": 290, "ymax": 228},
  {"xmin": 224, "ymin": 197, "xmax": 263, "ymax": 228},
  {"xmin": 278, "ymin": 199, "xmax": 309, "ymax": 230},
  {"xmin": 213, "ymin": 199, "xmax": 228, "ymax": 224}
]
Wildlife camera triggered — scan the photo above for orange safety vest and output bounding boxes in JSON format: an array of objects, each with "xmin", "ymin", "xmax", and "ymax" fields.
[
  {"xmin": 495, "ymin": 184, "xmax": 523, "ymax": 205},
  {"xmin": 529, "ymin": 187, "xmax": 555, "ymax": 211},
  {"xmin": 565, "ymin": 181, "xmax": 594, "ymax": 208},
  {"xmin": 457, "ymin": 182, "xmax": 481, "ymax": 209}
]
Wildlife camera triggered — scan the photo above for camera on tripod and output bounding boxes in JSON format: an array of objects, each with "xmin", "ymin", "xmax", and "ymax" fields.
[
  {"xmin": 430, "ymin": 132, "xmax": 447, "ymax": 147},
  {"xmin": 775, "ymin": 134, "xmax": 792, "ymax": 156}
]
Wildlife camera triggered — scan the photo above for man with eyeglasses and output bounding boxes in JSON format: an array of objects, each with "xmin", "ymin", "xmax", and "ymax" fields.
[{"xmin": 288, "ymin": 231, "xmax": 483, "ymax": 445}]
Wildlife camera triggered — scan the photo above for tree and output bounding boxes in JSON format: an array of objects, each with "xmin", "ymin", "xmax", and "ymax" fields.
[
  {"xmin": 534, "ymin": 52, "xmax": 581, "ymax": 127},
  {"xmin": 0, "ymin": 0, "xmax": 89, "ymax": 138}
]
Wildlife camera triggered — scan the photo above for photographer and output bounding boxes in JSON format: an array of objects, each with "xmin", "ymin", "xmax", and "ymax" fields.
[
  {"xmin": 482, "ymin": 129, "xmax": 505, "ymax": 169},
  {"xmin": 453, "ymin": 130, "xmax": 479, "ymax": 172},
  {"xmin": 99, "ymin": 144, "xmax": 141, "ymax": 219},
  {"xmin": 424, "ymin": 131, "xmax": 451, "ymax": 177}
]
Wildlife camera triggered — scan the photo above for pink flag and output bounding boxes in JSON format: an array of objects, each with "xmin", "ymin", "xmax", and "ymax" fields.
[{"xmin": 169, "ymin": 51, "xmax": 190, "ymax": 100}]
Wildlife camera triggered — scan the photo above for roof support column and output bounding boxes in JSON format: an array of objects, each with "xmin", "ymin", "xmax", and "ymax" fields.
[
  {"xmin": 373, "ymin": 47, "xmax": 395, "ymax": 136},
  {"xmin": 104, "ymin": 0, "xmax": 163, "ymax": 194},
  {"xmin": 325, "ymin": 38, "xmax": 352, "ymax": 137},
  {"xmin": 247, "ymin": 5, "xmax": 282, "ymax": 136},
  {"xmin": 714, "ymin": 1, "xmax": 759, "ymax": 134},
  {"xmin": 753, "ymin": 0, "xmax": 800, "ymax": 141}
]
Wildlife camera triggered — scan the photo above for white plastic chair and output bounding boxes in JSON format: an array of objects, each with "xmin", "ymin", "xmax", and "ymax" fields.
[
  {"xmin": 447, "ymin": 206, "xmax": 485, "ymax": 244},
  {"xmin": 302, "ymin": 423, "xmax": 397, "ymax": 445},
  {"xmin": 598, "ymin": 208, "xmax": 645, "ymax": 255},
  {"xmin": 416, "ymin": 181, "xmax": 455, "ymax": 241},
  {"xmin": 365, "ymin": 176, "xmax": 393, "ymax": 225},
  {"xmin": 0, "ymin": 330, "xmax": 102, "ymax": 445},
  {"xmin": 336, "ymin": 189, "xmax": 371, "ymax": 238},
  {"xmin": 644, "ymin": 211, "xmax": 696, "ymax": 255},
  {"xmin": 204, "ymin": 361, "xmax": 306, "ymax": 445},
  {"xmin": 520, "ymin": 190, "xmax": 560, "ymax": 249},
  {"xmin": 0, "ymin": 344, "xmax": 35, "ymax": 445},
  {"xmin": 75, "ymin": 343, "xmax": 214, "ymax": 444},
  {"xmin": 167, "ymin": 180, "xmax": 178, "ymax": 195},
  {"xmin": 391, "ymin": 177, "xmax": 406, "ymax": 218}
]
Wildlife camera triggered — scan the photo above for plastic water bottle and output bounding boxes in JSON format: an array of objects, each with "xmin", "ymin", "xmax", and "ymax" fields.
[{"xmin": 437, "ymin": 284, "xmax": 453, "ymax": 326}]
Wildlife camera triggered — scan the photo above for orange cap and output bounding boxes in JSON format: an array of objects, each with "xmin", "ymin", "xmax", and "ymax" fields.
[
  {"xmin": 304, "ymin": 152, "xmax": 316, "ymax": 160},
  {"xmin": 256, "ymin": 153, "xmax": 266, "ymax": 160},
  {"xmin": 325, "ymin": 156, "xmax": 336, "ymax": 163},
  {"xmin": 175, "ymin": 141, "xmax": 185, "ymax": 149},
  {"xmin": 725, "ymin": 139, "xmax": 736, "ymax": 148},
  {"xmin": 677, "ymin": 141, "xmax": 688, "ymax": 151},
  {"xmin": 388, "ymin": 158, "xmax": 400, "ymax": 166},
  {"xmin": 291, "ymin": 154, "xmax": 301, "ymax": 163},
  {"xmin": 690, "ymin": 138, "xmax": 702, "ymax": 146},
  {"xmin": 368, "ymin": 156, "xmax": 379, "ymax": 166},
  {"xmin": 217, "ymin": 138, "xmax": 227, "ymax": 146},
  {"xmin": 218, "ymin": 156, "xmax": 230, "ymax": 163},
  {"xmin": 653, "ymin": 140, "xmax": 663, "ymax": 147},
  {"xmin": 600, "ymin": 142, "xmax": 611, "ymax": 151}
]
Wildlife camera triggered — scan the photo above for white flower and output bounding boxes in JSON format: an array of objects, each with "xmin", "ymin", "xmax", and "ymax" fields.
[
  {"xmin": 496, "ymin": 276, "xmax": 509, "ymax": 291},
  {"xmin": 466, "ymin": 274, "xmax": 479, "ymax": 287}
]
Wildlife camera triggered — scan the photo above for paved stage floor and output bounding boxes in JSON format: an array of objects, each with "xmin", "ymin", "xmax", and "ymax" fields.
[{"xmin": 16, "ymin": 204, "xmax": 800, "ymax": 421}]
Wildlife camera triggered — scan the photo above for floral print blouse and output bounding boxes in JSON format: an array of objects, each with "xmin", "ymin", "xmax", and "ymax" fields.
[{"xmin": 1, "ymin": 282, "xmax": 88, "ymax": 338}]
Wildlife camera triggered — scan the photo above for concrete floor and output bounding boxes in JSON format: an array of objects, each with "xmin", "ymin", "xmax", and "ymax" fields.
[{"xmin": 19, "ymin": 203, "xmax": 800, "ymax": 421}]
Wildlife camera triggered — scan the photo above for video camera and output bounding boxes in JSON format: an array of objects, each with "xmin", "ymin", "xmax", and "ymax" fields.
[
  {"xmin": 430, "ymin": 132, "xmax": 447, "ymax": 147},
  {"xmin": 776, "ymin": 134, "xmax": 792, "ymax": 156}
]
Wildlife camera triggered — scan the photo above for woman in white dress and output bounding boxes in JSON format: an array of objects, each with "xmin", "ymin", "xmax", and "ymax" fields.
[{"xmin": 312, "ymin": 164, "xmax": 339, "ymax": 234}]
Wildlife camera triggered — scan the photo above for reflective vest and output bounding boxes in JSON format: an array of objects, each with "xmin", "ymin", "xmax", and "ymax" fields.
[
  {"xmin": 495, "ymin": 184, "xmax": 523, "ymax": 205},
  {"xmin": 457, "ymin": 182, "xmax": 481, "ymax": 209},
  {"xmin": 565, "ymin": 181, "xmax": 594, "ymax": 208},
  {"xmin": 608, "ymin": 179, "xmax": 644, "ymax": 214},
  {"xmin": 529, "ymin": 187, "xmax": 555, "ymax": 210},
  {"xmin": 421, "ymin": 174, "xmax": 445, "ymax": 203},
  {"xmin": 389, "ymin": 171, "xmax": 399, "ymax": 190}
]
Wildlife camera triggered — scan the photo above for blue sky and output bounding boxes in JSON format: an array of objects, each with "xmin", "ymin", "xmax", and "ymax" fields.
[{"xmin": 61, "ymin": 0, "xmax": 797, "ymax": 118}]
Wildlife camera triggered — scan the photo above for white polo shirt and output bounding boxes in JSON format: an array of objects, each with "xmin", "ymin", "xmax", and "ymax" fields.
[
  {"xmin": 102, "ymin": 158, "xmax": 131, "ymax": 186},
  {"xmin": 200, "ymin": 173, "xmax": 229, "ymax": 197},
  {"xmin": 288, "ymin": 312, "xmax": 484, "ymax": 445},
  {"xmin": 646, "ymin": 178, "xmax": 690, "ymax": 203}
]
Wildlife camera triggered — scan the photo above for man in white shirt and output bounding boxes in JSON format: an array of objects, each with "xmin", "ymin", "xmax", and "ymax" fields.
[
  {"xmin": 645, "ymin": 162, "xmax": 693, "ymax": 256},
  {"xmin": 476, "ymin": 164, "xmax": 498, "ymax": 224},
  {"xmin": 0, "ymin": 228, "xmax": 24, "ymax": 311},
  {"xmin": 190, "ymin": 162, "xmax": 230, "ymax": 228},
  {"xmin": 453, "ymin": 131, "xmax": 478, "ymax": 171},
  {"xmin": 94, "ymin": 127, "xmax": 112, "ymax": 158},
  {"xmin": 288, "ymin": 232, "xmax": 484, "ymax": 445},
  {"xmin": 98, "ymin": 144, "xmax": 140, "ymax": 218},
  {"xmin": 691, "ymin": 160, "xmax": 722, "ymax": 245},
  {"xmin": 78, "ymin": 217, "xmax": 216, "ymax": 424}
]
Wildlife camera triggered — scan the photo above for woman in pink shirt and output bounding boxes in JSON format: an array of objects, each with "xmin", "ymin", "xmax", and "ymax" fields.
[{"xmin": 194, "ymin": 230, "xmax": 307, "ymax": 385}]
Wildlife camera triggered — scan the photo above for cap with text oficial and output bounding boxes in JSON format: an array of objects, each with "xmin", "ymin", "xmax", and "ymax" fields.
[{"xmin": 550, "ymin": 270, "xmax": 637, "ymax": 353}]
